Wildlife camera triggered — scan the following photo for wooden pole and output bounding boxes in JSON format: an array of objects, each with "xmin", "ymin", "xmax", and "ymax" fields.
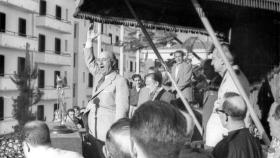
[
  {"xmin": 189, "ymin": 0, "xmax": 270, "ymax": 145},
  {"xmin": 120, "ymin": 25, "xmax": 125, "ymax": 76},
  {"xmin": 136, "ymin": 30, "xmax": 140, "ymax": 74},
  {"xmin": 124, "ymin": 0, "xmax": 203, "ymax": 135},
  {"xmin": 97, "ymin": 23, "xmax": 102, "ymax": 56}
]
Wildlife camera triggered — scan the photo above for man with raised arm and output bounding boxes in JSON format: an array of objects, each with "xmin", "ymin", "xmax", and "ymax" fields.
[{"xmin": 83, "ymin": 24, "xmax": 129, "ymax": 158}]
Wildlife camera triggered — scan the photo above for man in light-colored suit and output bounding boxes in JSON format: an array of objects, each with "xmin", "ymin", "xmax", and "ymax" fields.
[
  {"xmin": 171, "ymin": 50, "xmax": 193, "ymax": 102},
  {"xmin": 83, "ymin": 25, "xmax": 129, "ymax": 158},
  {"xmin": 205, "ymin": 44, "xmax": 250, "ymax": 149},
  {"xmin": 22, "ymin": 121, "xmax": 83, "ymax": 158}
]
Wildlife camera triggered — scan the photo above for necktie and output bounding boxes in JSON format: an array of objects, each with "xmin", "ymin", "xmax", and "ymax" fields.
[
  {"xmin": 95, "ymin": 76, "xmax": 105, "ymax": 91},
  {"xmin": 149, "ymin": 91, "xmax": 156, "ymax": 100}
]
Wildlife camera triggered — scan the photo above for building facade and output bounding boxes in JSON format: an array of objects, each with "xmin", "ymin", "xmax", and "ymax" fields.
[{"xmin": 0, "ymin": 0, "xmax": 77, "ymax": 134}]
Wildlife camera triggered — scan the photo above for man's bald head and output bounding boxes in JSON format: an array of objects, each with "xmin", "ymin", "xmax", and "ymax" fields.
[
  {"xmin": 105, "ymin": 118, "xmax": 131, "ymax": 158},
  {"xmin": 23, "ymin": 121, "xmax": 51, "ymax": 146},
  {"xmin": 222, "ymin": 92, "xmax": 247, "ymax": 121}
]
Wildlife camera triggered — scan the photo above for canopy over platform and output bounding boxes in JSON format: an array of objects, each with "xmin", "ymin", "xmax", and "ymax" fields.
[
  {"xmin": 75, "ymin": 0, "xmax": 280, "ymax": 34},
  {"xmin": 74, "ymin": 0, "xmax": 280, "ymax": 83}
]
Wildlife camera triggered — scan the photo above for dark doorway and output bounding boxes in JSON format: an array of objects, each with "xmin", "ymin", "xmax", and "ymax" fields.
[
  {"xmin": 38, "ymin": 34, "xmax": 45, "ymax": 52},
  {"xmin": 37, "ymin": 105, "xmax": 44, "ymax": 121},
  {"xmin": 18, "ymin": 18, "xmax": 26, "ymax": 37},
  {"xmin": 0, "ymin": 97, "xmax": 4, "ymax": 121},
  {"xmin": 38, "ymin": 69, "xmax": 45, "ymax": 88},
  {"xmin": 39, "ymin": 0, "xmax": 46, "ymax": 16},
  {"xmin": 56, "ymin": 5, "xmax": 61, "ymax": 20},
  {"xmin": 0, "ymin": 12, "xmax": 6, "ymax": 32}
]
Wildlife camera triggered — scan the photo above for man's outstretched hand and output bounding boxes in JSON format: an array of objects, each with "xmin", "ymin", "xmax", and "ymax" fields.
[{"xmin": 87, "ymin": 24, "xmax": 99, "ymax": 41}]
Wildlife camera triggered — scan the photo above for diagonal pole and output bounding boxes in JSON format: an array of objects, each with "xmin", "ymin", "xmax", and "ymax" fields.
[
  {"xmin": 124, "ymin": 0, "xmax": 203, "ymax": 135},
  {"xmin": 189, "ymin": 0, "xmax": 270, "ymax": 145}
]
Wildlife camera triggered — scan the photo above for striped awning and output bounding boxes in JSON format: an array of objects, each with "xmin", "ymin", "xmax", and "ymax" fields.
[{"xmin": 209, "ymin": 0, "xmax": 280, "ymax": 12}]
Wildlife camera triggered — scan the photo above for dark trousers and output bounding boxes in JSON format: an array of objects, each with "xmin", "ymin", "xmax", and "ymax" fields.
[{"xmin": 83, "ymin": 134, "xmax": 105, "ymax": 158}]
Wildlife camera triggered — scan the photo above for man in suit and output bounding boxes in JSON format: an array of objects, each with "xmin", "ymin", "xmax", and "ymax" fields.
[
  {"xmin": 213, "ymin": 92, "xmax": 262, "ymax": 158},
  {"xmin": 137, "ymin": 72, "xmax": 175, "ymax": 107},
  {"xmin": 83, "ymin": 25, "xmax": 129, "ymax": 158},
  {"xmin": 22, "ymin": 121, "xmax": 83, "ymax": 158},
  {"xmin": 171, "ymin": 50, "xmax": 193, "ymax": 102},
  {"xmin": 205, "ymin": 43, "xmax": 250, "ymax": 148},
  {"xmin": 129, "ymin": 74, "xmax": 144, "ymax": 118}
]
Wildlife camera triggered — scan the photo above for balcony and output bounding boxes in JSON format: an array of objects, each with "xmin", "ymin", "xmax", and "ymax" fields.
[
  {"xmin": 0, "ymin": 0, "xmax": 39, "ymax": 13},
  {"xmin": 40, "ymin": 86, "xmax": 71, "ymax": 101},
  {"xmin": 36, "ymin": 15, "xmax": 72, "ymax": 34},
  {"xmin": 0, "ymin": 74, "xmax": 17, "ymax": 91},
  {"xmin": 33, "ymin": 51, "xmax": 71, "ymax": 66},
  {"xmin": 0, "ymin": 30, "xmax": 38, "ymax": 50}
]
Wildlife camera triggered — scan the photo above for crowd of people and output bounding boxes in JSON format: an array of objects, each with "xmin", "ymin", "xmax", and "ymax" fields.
[{"xmin": 13, "ymin": 25, "xmax": 280, "ymax": 158}]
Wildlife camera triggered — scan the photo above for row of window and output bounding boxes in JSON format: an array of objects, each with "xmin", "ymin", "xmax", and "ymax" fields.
[
  {"xmin": 37, "ymin": 69, "xmax": 67, "ymax": 88},
  {"xmin": 0, "ymin": 55, "xmax": 64, "ymax": 88},
  {"xmin": 0, "ymin": 11, "xmax": 67, "ymax": 53},
  {"xmin": 40, "ymin": 0, "xmax": 66, "ymax": 21},
  {"xmin": 38, "ymin": 34, "xmax": 67, "ymax": 54},
  {"xmin": 0, "ymin": 97, "xmax": 58, "ymax": 121},
  {"xmin": 108, "ymin": 33, "xmax": 120, "ymax": 45},
  {"xmin": 0, "ymin": 12, "xmax": 27, "ymax": 36}
]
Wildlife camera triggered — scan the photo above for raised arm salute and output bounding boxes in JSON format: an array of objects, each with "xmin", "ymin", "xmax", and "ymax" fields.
[{"xmin": 83, "ymin": 24, "xmax": 129, "ymax": 158}]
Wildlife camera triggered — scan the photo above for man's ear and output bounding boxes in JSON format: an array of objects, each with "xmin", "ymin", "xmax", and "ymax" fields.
[
  {"xmin": 155, "ymin": 81, "xmax": 160, "ymax": 87},
  {"xmin": 102, "ymin": 145, "xmax": 110, "ymax": 158},
  {"xmin": 130, "ymin": 139, "xmax": 137, "ymax": 158},
  {"xmin": 22, "ymin": 141, "xmax": 31, "ymax": 153}
]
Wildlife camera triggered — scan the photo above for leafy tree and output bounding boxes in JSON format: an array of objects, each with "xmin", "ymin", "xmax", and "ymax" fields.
[{"xmin": 10, "ymin": 43, "xmax": 43, "ymax": 130}]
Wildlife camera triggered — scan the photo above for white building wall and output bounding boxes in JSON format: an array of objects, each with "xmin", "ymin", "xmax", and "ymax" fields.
[
  {"xmin": 0, "ymin": 0, "xmax": 77, "ymax": 134},
  {"xmin": 0, "ymin": 0, "xmax": 38, "ymax": 134}
]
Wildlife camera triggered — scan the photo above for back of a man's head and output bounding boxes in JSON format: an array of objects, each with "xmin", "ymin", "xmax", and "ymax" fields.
[
  {"xmin": 145, "ymin": 72, "xmax": 163, "ymax": 86},
  {"xmin": 130, "ymin": 101, "xmax": 188, "ymax": 158},
  {"xmin": 222, "ymin": 92, "xmax": 247, "ymax": 121},
  {"xmin": 23, "ymin": 121, "xmax": 51, "ymax": 146},
  {"xmin": 105, "ymin": 118, "xmax": 131, "ymax": 158}
]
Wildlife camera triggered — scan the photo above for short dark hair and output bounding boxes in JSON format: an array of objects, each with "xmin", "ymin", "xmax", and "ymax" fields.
[
  {"xmin": 23, "ymin": 121, "xmax": 51, "ymax": 146},
  {"xmin": 148, "ymin": 66, "xmax": 159, "ymax": 73},
  {"xmin": 106, "ymin": 118, "xmax": 131, "ymax": 158},
  {"xmin": 174, "ymin": 50, "xmax": 185, "ymax": 56},
  {"xmin": 222, "ymin": 92, "xmax": 247, "ymax": 120},
  {"xmin": 67, "ymin": 108, "xmax": 75, "ymax": 114},
  {"xmin": 132, "ymin": 74, "xmax": 142, "ymax": 81},
  {"xmin": 73, "ymin": 106, "xmax": 80, "ymax": 111},
  {"xmin": 130, "ymin": 101, "xmax": 188, "ymax": 158},
  {"xmin": 145, "ymin": 72, "xmax": 163, "ymax": 86}
]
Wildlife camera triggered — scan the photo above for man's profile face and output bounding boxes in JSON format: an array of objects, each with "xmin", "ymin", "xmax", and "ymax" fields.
[
  {"xmin": 174, "ymin": 52, "xmax": 184, "ymax": 64},
  {"xmin": 145, "ymin": 76, "xmax": 158, "ymax": 93},
  {"xmin": 211, "ymin": 50, "xmax": 223, "ymax": 74},
  {"xmin": 96, "ymin": 52, "xmax": 113, "ymax": 76}
]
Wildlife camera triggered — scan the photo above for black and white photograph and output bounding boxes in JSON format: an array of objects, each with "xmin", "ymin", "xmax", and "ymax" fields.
[{"xmin": 0, "ymin": 0, "xmax": 280, "ymax": 158}]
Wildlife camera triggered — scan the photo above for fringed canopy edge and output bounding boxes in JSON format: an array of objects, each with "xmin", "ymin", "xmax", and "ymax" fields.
[
  {"xmin": 209, "ymin": 0, "xmax": 280, "ymax": 13},
  {"xmin": 74, "ymin": 11, "xmax": 226, "ymax": 38}
]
